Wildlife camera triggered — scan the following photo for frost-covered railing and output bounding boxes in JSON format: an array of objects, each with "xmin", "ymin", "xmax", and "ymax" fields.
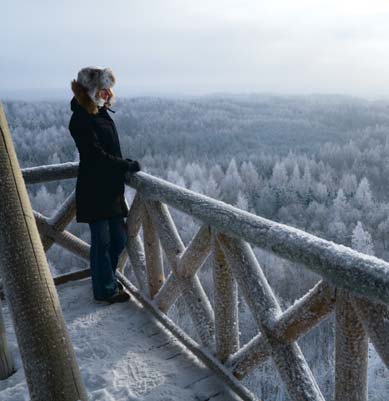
[{"xmin": 21, "ymin": 161, "xmax": 389, "ymax": 401}]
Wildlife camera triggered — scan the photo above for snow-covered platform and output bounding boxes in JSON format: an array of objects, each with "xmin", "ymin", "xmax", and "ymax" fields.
[{"xmin": 0, "ymin": 277, "xmax": 240, "ymax": 401}]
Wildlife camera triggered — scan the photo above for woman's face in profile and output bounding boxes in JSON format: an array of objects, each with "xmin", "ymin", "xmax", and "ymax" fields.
[{"xmin": 97, "ymin": 88, "xmax": 112, "ymax": 102}]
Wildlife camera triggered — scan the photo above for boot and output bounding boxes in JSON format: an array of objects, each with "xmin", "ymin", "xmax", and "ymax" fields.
[{"xmin": 95, "ymin": 289, "xmax": 129, "ymax": 304}]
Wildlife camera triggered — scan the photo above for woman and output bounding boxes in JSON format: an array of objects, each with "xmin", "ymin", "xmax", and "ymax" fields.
[{"xmin": 68, "ymin": 66, "xmax": 140, "ymax": 304}]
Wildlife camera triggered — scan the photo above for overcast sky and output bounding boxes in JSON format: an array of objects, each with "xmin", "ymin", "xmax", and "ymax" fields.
[{"xmin": 3, "ymin": 0, "xmax": 389, "ymax": 99}]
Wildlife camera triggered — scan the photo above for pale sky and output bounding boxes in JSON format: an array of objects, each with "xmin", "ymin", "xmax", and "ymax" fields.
[{"xmin": 3, "ymin": 0, "xmax": 389, "ymax": 99}]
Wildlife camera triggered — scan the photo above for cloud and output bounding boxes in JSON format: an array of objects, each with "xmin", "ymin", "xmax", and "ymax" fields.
[{"xmin": 2, "ymin": 0, "xmax": 389, "ymax": 98}]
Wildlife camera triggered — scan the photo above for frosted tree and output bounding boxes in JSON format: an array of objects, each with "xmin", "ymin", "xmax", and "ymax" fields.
[
  {"xmin": 220, "ymin": 158, "xmax": 243, "ymax": 204},
  {"xmin": 271, "ymin": 161, "xmax": 288, "ymax": 189},
  {"xmin": 329, "ymin": 220, "xmax": 348, "ymax": 244},
  {"xmin": 314, "ymin": 182, "xmax": 328, "ymax": 204},
  {"xmin": 209, "ymin": 163, "xmax": 224, "ymax": 184},
  {"xmin": 289, "ymin": 164, "xmax": 301, "ymax": 193},
  {"xmin": 47, "ymin": 151, "xmax": 60, "ymax": 165},
  {"xmin": 378, "ymin": 217, "xmax": 389, "ymax": 251},
  {"xmin": 174, "ymin": 157, "xmax": 185, "ymax": 172},
  {"xmin": 351, "ymin": 221, "xmax": 374, "ymax": 255},
  {"xmin": 340, "ymin": 173, "xmax": 358, "ymax": 197},
  {"xmin": 240, "ymin": 160, "xmax": 260, "ymax": 192},
  {"xmin": 31, "ymin": 185, "xmax": 58, "ymax": 215},
  {"xmin": 190, "ymin": 179, "xmax": 203, "ymax": 194},
  {"xmin": 355, "ymin": 177, "xmax": 373, "ymax": 210},
  {"xmin": 204, "ymin": 175, "xmax": 220, "ymax": 198},
  {"xmin": 167, "ymin": 169, "xmax": 186, "ymax": 187},
  {"xmin": 256, "ymin": 184, "xmax": 278, "ymax": 218},
  {"xmin": 270, "ymin": 161, "xmax": 288, "ymax": 210},
  {"xmin": 319, "ymin": 168, "xmax": 336, "ymax": 196},
  {"xmin": 184, "ymin": 162, "xmax": 205, "ymax": 184},
  {"xmin": 329, "ymin": 189, "xmax": 349, "ymax": 244},
  {"xmin": 299, "ymin": 164, "xmax": 313, "ymax": 205},
  {"xmin": 306, "ymin": 201, "xmax": 328, "ymax": 235},
  {"xmin": 332, "ymin": 188, "xmax": 348, "ymax": 221},
  {"xmin": 236, "ymin": 191, "xmax": 249, "ymax": 211}
]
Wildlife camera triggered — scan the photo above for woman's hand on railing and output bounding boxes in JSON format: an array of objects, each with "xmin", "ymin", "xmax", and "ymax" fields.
[{"xmin": 125, "ymin": 158, "xmax": 141, "ymax": 173}]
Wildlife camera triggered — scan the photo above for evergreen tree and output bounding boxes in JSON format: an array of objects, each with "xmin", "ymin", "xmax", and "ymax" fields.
[
  {"xmin": 351, "ymin": 221, "xmax": 374, "ymax": 255},
  {"xmin": 236, "ymin": 191, "xmax": 249, "ymax": 211},
  {"xmin": 355, "ymin": 177, "xmax": 373, "ymax": 210},
  {"xmin": 220, "ymin": 158, "xmax": 243, "ymax": 204},
  {"xmin": 333, "ymin": 188, "xmax": 348, "ymax": 221}
]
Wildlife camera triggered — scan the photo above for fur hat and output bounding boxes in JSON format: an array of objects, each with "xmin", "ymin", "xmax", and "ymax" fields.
[
  {"xmin": 77, "ymin": 66, "xmax": 116, "ymax": 99},
  {"xmin": 71, "ymin": 66, "xmax": 116, "ymax": 114}
]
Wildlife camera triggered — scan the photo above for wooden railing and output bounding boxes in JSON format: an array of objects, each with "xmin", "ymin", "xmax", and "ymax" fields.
[{"xmin": 21, "ymin": 161, "xmax": 389, "ymax": 401}]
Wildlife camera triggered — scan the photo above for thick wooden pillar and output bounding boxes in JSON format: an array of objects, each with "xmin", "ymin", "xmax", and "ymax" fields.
[{"xmin": 0, "ymin": 103, "xmax": 87, "ymax": 400}]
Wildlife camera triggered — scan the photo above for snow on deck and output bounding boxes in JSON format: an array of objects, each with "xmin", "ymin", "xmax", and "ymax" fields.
[{"xmin": 0, "ymin": 277, "xmax": 240, "ymax": 401}]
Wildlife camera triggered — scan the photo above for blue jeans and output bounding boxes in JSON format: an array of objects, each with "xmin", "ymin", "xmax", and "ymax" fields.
[{"xmin": 88, "ymin": 217, "xmax": 128, "ymax": 300}]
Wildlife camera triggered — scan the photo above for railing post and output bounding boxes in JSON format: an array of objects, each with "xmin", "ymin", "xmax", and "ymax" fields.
[
  {"xmin": 212, "ymin": 233, "xmax": 239, "ymax": 362},
  {"xmin": 0, "ymin": 103, "xmax": 88, "ymax": 400},
  {"xmin": 335, "ymin": 290, "xmax": 368, "ymax": 401},
  {"xmin": 142, "ymin": 201, "xmax": 164, "ymax": 298},
  {"xmin": 121, "ymin": 193, "xmax": 147, "ymax": 292}
]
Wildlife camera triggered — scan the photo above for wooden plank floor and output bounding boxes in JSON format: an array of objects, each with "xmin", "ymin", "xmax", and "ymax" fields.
[{"xmin": 1, "ymin": 276, "xmax": 243, "ymax": 401}]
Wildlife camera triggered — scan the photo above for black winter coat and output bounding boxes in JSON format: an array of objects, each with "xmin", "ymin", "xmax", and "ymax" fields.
[{"xmin": 68, "ymin": 96, "xmax": 129, "ymax": 223}]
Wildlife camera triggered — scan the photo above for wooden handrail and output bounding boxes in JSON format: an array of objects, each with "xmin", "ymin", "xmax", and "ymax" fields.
[{"xmin": 22, "ymin": 162, "xmax": 389, "ymax": 305}]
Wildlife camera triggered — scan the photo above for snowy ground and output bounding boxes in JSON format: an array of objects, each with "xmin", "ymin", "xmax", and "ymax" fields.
[{"xmin": 0, "ymin": 277, "xmax": 239, "ymax": 401}]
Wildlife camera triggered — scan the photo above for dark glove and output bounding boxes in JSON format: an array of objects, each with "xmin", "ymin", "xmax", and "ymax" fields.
[{"xmin": 125, "ymin": 158, "xmax": 141, "ymax": 173}]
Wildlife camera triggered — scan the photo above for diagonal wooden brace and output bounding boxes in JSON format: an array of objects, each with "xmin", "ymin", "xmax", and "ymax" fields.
[
  {"xmin": 229, "ymin": 280, "xmax": 335, "ymax": 378},
  {"xmin": 42, "ymin": 190, "xmax": 77, "ymax": 251}
]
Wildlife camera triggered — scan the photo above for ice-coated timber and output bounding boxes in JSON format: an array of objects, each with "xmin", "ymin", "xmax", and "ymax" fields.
[
  {"xmin": 0, "ymin": 298, "xmax": 14, "ymax": 380},
  {"xmin": 126, "ymin": 193, "xmax": 143, "ymax": 237},
  {"xmin": 144, "ymin": 200, "xmax": 185, "ymax": 262},
  {"xmin": 42, "ymin": 190, "xmax": 76, "ymax": 251},
  {"xmin": 145, "ymin": 200, "xmax": 215, "ymax": 347},
  {"xmin": 34, "ymin": 211, "xmax": 90, "ymax": 261},
  {"xmin": 335, "ymin": 290, "xmax": 368, "ymax": 401},
  {"xmin": 212, "ymin": 234, "xmax": 239, "ymax": 362},
  {"xmin": 217, "ymin": 233, "xmax": 325, "ymax": 401},
  {"xmin": 154, "ymin": 224, "xmax": 212, "ymax": 312},
  {"xmin": 22, "ymin": 162, "xmax": 79, "ymax": 184},
  {"xmin": 141, "ymin": 201, "xmax": 164, "ymax": 298},
  {"xmin": 352, "ymin": 297, "xmax": 389, "ymax": 369},
  {"xmin": 0, "ymin": 104, "xmax": 88, "ymax": 400},
  {"xmin": 125, "ymin": 234, "xmax": 148, "ymax": 292},
  {"xmin": 115, "ymin": 247, "xmax": 130, "ymax": 273},
  {"xmin": 270, "ymin": 281, "xmax": 335, "ymax": 341},
  {"xmin": 229, "ymin": 280, "xmax": 336, "ymax": 378},
  {"xmin": 121, "ymin": 193, "xmax": 147, "ymax": 292}
]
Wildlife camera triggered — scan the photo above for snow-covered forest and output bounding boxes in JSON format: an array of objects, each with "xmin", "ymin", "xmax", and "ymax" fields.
[{"xmin": 3, "ymin": 94, "xmax": 389, "ymax": 400}]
